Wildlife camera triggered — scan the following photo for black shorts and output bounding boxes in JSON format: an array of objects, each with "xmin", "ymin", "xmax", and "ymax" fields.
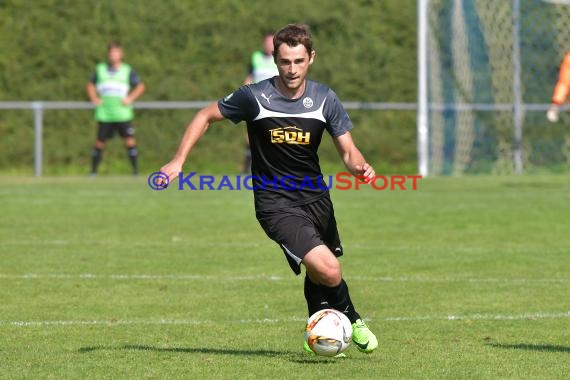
[
  {"xmin": 96, "ymin": 121, "xmax": 135, "ymax": 141},
  {"xmin": 256, "ymin": 196, "xmax": 343, "ymax": 275}
]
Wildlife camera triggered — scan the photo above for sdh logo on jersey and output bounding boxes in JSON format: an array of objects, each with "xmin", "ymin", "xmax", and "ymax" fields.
[{"xmin": 270, "ymin": 126, "xmax": 311, "ymax": 145}]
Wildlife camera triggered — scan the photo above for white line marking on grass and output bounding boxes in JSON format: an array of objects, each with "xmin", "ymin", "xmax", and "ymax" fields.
[
  {"xmin": 384, "ymin": 311, "xmax": 570, "ymax": 321},
  {"xmin": 0, "ymin": 273, "xmax": 285, "ymax": 281},
  {"xmin": 2, "ymin": 311, "xmax": 568, "ymax": 328},
  {"xmin": 0, "ymin": 318, "xmax": 305, "ymax": 327},
  {"xmin": 0, "ymin": 273, "xmax": 568, "ymax": 283},
  {"xmin": 5, "ymin": 319, "xmax": 206, "ymax": 327},
  {"xmin": 349, "ymin": 276, "xmax": 570, "ymax": 284},
  {"xmin": 1, "ymin": 240, "xmax": 263, "ymax": 248}
]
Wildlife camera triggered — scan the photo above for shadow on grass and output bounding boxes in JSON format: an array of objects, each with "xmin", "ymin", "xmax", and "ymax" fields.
[
  {"xmin": 487, "ymin": 343, "xmax": 570, "ymax": 353},
  {"xmin": 79, "ymin": 344, "xmax": 287, "ymax": 357},
  {"xmin": 79, "ymin": 344, "xmax": 345, "ymax": 363},
  {"xmin": 288, "ymin": 357, "xmax": 351, "ymax": 364}
]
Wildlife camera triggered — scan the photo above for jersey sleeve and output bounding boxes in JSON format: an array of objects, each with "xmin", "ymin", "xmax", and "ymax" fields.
[
  {"xmin": 323, "ymin": 90, "xmax": 354, "ymax": 137},
  {"xmin": 90, "ymin": 72, "xmax": 97, "ymax": 84},
  {"xmin": 129, "ymin": 69, "xmax": 141, "ymax": 87},
  {"xmin": 217, "ymin": 86, "xmax": 258, "ymax": 124}
]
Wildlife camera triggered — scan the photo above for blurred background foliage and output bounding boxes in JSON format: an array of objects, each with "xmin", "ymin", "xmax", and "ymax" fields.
[{"xmin": 0, "ymin": 0, "xmax": 417, "ymax": 175}]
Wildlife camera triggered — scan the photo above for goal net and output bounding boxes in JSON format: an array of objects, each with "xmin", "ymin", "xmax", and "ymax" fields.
[{"xmin": 424, "ymin": 0, "xmax": 570, "ymax": 175}]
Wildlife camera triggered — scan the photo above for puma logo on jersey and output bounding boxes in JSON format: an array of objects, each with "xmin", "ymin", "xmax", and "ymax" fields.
[
  {"xmin": 270, "ymin": 126, "xmax": 311, "ymax": 145},
  {"xmin": 261, "ymin": 93, "xmax": 273, "ymax": 104}
]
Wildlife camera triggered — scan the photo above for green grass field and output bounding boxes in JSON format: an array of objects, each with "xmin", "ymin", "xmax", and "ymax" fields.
[{"xmin": 1, "ymin": 175, "xmax": 569, "ymax": 379}]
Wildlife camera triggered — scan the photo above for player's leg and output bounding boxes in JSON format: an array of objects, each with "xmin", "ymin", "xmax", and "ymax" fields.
[
  {"xmin": 304, "ymin": 273, "xmax": 329, "ymax": 316},
  {"xmin": 256, "ymin": 209, "xmax": 329, "ymax": 315},
  {"xmin": 303, "ymin": 246, "xmax": 377, "ymax": 353},
  {"xmin": 303, "ymin": 246, "xmax": 378, "ymax": 353},
  {"xmin": 91, "ymin": 123, "xmax": 111, "ymax": 175},
  {"xmin": 256, "ymin": 207, "xmax": 376, "ymax": 354},
  {"xmin": 124, "ymin": 136, "xmax": 138, "ymax": 175},
  {"xmin": 304, "ymin": 197, "xmax": 361, "ymax": 321},
  {"xmin": 302, "ymin": 246, "xmax": 359, "ymax": 322},
  {"xmin": 256, "ymin": 203, "xmax": 360, "ymax": 320},
  {"xmin": 306, "ymin": 197, "xmax": 378, "ymax": 353},
  {"xmin": 118, "ymin": 122, "xmax": 138, "ymax": 175}
]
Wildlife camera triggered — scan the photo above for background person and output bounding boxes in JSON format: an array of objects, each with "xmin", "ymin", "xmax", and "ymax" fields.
[
  {"xmin": 241, "ymin": 31, "xmax": 279, "ymax": 174},
  {"xmin": 87, "ymin": 42, "xmax": 146, "ymax": 175},
  {"xmin": 244, "ymin": 31, "xmax": 279, "ymax": 85}
]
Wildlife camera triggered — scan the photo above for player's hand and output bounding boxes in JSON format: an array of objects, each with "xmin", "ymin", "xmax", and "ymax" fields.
[
  {"xmin": 91, "ymin": 97, "xmax": 102, "ymax": 106},
  {"xmin": 158, "ymin": 160, "xmax": 184, "ymax": 185},
  {"xmin": 546, "ymin": 105, "xmax": 559, "ymax": 123},
  {"xmin": 122, "ymin": 97, "xmax": 133, "ymax": 105},
  {"xmin": 355, "ymin": 162, "xmax": 375, "ymax": 183}
]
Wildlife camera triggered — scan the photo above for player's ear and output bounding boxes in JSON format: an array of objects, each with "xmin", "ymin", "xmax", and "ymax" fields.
[{"xmin": 309, "ymin": 50, "xmax": 316, "ymax": 65}]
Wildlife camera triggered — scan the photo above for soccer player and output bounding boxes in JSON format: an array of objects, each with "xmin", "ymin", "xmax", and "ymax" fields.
[
  {"xmin": 547, "ymin": 51, "xmax": 570, "ymax": 122},
  {"xmin": 87, "ymin": 42, "xmax": 146, "ymax": 175},
  {"xmin": 159, "ymin": 23, "xmax": 378, "ymax": 355}
]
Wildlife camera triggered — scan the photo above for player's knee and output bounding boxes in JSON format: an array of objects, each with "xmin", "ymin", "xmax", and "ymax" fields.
[
  {"xmin": 315, "ymin": 260, "xmax": 341, "ymax": 287},
  {"xmin": 323, "ymin": 269, "xmax": 342, "ymax": 287},
  {"xmin": 304, "ymin": 246, "xmax": 342, "ymax": 286},
  {"xmin": 124, "ymin": 137, "xmax": 136, "ymax": 147},
  {"xmin": 95, "ymin": 140, "xmax": 106, "ymax": 149}
]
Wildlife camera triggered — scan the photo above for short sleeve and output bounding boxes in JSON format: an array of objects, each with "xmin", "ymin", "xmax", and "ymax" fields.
[
  {"xmin": 129, "ymin": 69, "xmax": 141, "ymax": 87},
  {"xmin": 217, "ymin": 86, "xmax": 258, "ymax": 124},
  {"xmin": 323, "ymin": 90, "xmax": 353, "ymax": 137}
]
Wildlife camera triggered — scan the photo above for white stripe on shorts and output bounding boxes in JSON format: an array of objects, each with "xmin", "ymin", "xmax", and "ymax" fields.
[{"xmin": 281, "ymin": 244, "xmax": 302, "ymax": 265}]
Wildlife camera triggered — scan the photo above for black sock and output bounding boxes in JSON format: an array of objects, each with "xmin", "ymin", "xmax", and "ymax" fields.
[
  {"xmin": 304, "ymin": 275, "xmax": 329, "ymax": 317},
  {"xmin": 127, "ymin": 146, "xmax": 138, "ymax": 174},
  {"xmin": 321, "ymin": 279, "xmax": 360, "ymax": 323},
  {"xmin": 91, "ymin": 147, "xmax": 102, "ymax": 173}
]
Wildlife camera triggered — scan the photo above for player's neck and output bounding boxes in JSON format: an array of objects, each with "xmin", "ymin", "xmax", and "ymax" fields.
[
  {"xmin": 108, "ymin": 62, "xmax": 122, "ymax": 70},
  {"xmin": 275, "ymin": 77, "xmax": 306, "ymax": 100}
]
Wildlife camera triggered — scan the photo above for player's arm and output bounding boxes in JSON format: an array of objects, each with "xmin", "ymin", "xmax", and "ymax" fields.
[
  {"xmin": 548, "ymin": 52, "xmax": 570, "ymax": 122},
  {"xmin": 123, "ymin": 70, "xmax": 146, "ymax": 105},
  {"xmin": 123, "ymin": 82, "xmax": 146, "ymax": 105},
  {"xmin": 160, "ymin": 102, "xmax": 226, "ymax": 182},
  {"xmin": 86, "ymin": 80, "xmax": 101, "ymax": 105},
  {"xmin": 333, "ymin": 132, "xmax": 375, "ymax": 181}
]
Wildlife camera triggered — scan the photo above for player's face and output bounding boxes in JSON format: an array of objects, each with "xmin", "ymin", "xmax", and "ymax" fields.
[
  {"xmin": 274, "ymin": 44, "xmax": 315, "ymax": 97},
  {"xmin": 107, "ymin": 47, "xmax": 123, "ymax": 66}
]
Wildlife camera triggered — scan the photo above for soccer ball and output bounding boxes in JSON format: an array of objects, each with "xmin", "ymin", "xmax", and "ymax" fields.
[{"xmin": 304, "ymin": 309, "xmax": 352, "ymax": 357}]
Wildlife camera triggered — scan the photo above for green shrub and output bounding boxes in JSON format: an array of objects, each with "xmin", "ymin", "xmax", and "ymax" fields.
[{"xmin": 0, "ymin": 0, "xmax": 417, "ymax": 175}]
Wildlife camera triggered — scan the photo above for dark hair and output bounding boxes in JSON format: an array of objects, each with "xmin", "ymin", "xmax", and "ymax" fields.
[
  {"xmin": 273, "ymin": 24, "xmax": 313, "ymax": 58},
  {"xmin": 107, "ymin": 41, "xmax": 122, "ymax": 51}
]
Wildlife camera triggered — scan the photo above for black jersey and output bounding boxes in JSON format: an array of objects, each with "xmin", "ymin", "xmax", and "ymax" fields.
[{"xmin": 218, "ymin": 78, "xmax": 353, "ymax": 211}]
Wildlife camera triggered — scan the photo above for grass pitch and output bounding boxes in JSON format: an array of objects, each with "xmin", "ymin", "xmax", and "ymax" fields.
[{"xmin": 0, "ymin": 175, "xmax": 569, "ymax": 379}]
